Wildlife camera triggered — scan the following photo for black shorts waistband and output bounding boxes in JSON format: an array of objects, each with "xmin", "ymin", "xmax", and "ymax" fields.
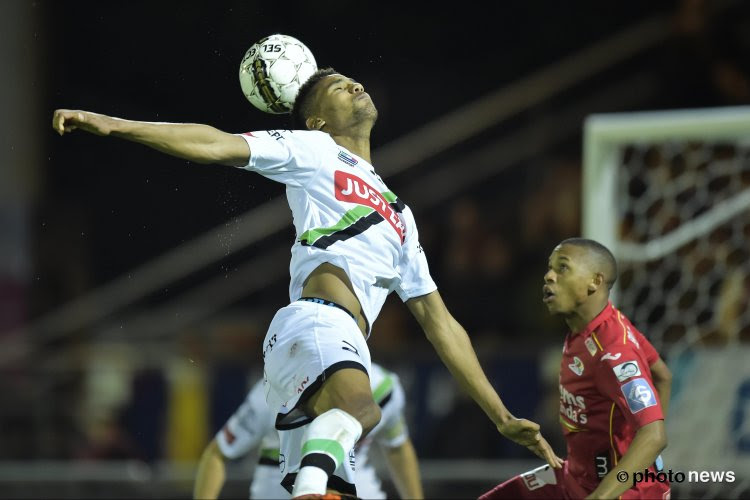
[{"xmin": 297, "ymin": 296, "xmax": 356, "ymax": 320}]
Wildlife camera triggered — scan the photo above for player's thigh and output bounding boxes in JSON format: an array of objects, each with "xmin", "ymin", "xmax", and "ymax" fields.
[
  {"xmin": 262, "ymin": 301, "xmax": 371, "ymax": 415},
  {"xmin": 479, "ymin": 464, "xmax": 565, "ymax": 500},
  {"xmin": 303, "ymin": 368, "xmax": 381, "ymax": 434}
]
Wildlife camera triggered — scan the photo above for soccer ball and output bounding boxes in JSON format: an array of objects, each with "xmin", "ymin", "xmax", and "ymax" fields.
[{"xmin": 239, "ymin": 34, "xmax": 317, "ymax": 114}]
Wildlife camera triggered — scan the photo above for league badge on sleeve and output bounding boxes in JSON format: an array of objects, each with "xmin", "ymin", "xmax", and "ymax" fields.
[
  {"xmin": 612, "ymin": 360, "xmax": 641, "ymax": 381},
  {"xmin": 621, "ymin": 378, "xmax": 657, "ymax": 413}
]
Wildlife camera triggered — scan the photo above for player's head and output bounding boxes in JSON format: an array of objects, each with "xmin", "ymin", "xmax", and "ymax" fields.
[
  {"xmin": 291, "ymin": 67, "xmax": 378, "ymax": 132},
  {"xmin": 543, "ymin": 238, "xmax": 617, "ymax": 316}
]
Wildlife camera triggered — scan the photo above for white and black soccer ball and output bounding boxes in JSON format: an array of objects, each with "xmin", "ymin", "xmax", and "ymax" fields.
[{"xmin": 239, "ymin": 34, "xmax": 317, "ymax": 114}]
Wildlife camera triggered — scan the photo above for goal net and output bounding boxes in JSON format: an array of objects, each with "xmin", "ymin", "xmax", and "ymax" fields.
[{"xmin": 583, "ymin": 106, "xmax": 750, "ymax": 499}]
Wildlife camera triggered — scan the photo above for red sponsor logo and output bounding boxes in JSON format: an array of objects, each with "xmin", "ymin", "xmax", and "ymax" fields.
[
  {"xmin": 522, "ymin": 472, "xmax": 543, "ymax": 491},
  {"xmin": 334, "ymin": 170, "xmax": 405, "ymax": 243}
]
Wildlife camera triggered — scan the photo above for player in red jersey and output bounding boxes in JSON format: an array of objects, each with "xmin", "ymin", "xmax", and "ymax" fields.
[{"xmin": 480, "ymin": 238, "xmax": 672, "ymax": 499}]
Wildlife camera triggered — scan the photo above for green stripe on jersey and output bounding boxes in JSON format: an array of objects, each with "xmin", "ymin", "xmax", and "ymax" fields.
[
  {"xmin": 372, "ymin": 374, "xmax": 394, "ymax": 404},
  {"xmin": 259, "ymin": 447, "xmax": 280, "ymax": 461},
  {"xmin": 299, "ymin": 205, "xmax": 374, "ymax": 246},
  {"xmin": 301, "ymin": 438, "xmax": 346, "ymax": 465}
]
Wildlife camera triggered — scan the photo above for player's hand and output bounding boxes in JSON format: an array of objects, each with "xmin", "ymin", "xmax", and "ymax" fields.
[
  {"xmin": 497, "ymin": 418, "xmax": 564, "ymax": 469},
  {"xmin": 52, "ymin": 109, "xmax": 114, "ymax": 136}
]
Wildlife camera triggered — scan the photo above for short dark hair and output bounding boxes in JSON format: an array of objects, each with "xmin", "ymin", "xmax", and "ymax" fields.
[
  {"xmin": 560, "ymin": 237, "xmax": 618, "ymax": 289},
  {"xmin": 291, "ymin": 67, "xmax": 338, "ymax": 129}
]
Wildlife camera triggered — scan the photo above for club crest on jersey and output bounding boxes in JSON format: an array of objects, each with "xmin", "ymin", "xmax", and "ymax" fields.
[
  {"xmin": 335, "ymin": 170, "xmax": 405, "ymax": 243},
  {"xmin": 337, "ymin": 150, "xmax": 359, "ymax": 166},
  {"xmin": 584, "ymin": 338, "xmax": 598, "ymax": 356},
  {"xmin": 568, "ymin": 356, "xmax": 584, "ymax": 376},
  {"xmin": 621, "ymin": 378, "xmax": 656, "ymax": 413}
]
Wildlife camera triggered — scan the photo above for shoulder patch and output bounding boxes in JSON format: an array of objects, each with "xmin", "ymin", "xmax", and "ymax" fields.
[
  {"xmin": 612, "ymin": 360, "xmax": 641, "ymax": 382},
  {"xmin": 337, "ymin": 150, "xmax": 358, "ymax": 166},
  {"xmin": 621, "ymin": 378, "xmax": 657, "ymax": 413}
]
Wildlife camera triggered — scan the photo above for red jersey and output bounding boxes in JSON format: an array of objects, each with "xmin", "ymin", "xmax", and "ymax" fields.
[{"xmin": 558, "ymin": 302, "xmax": 668, "ymax": 498}]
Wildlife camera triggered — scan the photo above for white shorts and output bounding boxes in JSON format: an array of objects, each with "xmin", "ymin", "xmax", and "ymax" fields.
[
  {"xmin": 250, "ymin": 464, "xmax": 289, "ymax": 499},
  {"xmin": 262, "ymin": 299, "xmax": 372, "ymax": 495}
]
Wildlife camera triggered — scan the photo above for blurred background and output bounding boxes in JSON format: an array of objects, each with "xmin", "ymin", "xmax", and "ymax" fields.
[{"xmin": 1, "ymin": 0, "xmax": 749, "ymax": 498}]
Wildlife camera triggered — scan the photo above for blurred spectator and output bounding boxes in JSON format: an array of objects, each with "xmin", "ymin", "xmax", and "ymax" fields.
[{"xmin": 658, "ymin": 0, "xmax": 750, "ymax": 107}]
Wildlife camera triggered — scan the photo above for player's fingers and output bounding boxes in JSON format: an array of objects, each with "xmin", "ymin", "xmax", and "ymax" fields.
[
  {"xmin": 534, "ymin": 436, "xmax": 563, "ymax": 469},
  {"xmin": 52, "ymin": 111, "xmax": 65, "ymax": 135}
]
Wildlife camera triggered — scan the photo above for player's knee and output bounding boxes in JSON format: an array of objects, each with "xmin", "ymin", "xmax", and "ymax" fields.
[{"xmin": 342, "ymin": 395, "xmax": 381, "ymax": 436}]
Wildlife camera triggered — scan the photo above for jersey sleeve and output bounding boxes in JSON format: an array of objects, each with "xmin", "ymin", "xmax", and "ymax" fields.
[
  {"xmin": 374, "ymin": 373, "xmax": 410, "ymax": 448},
  {"xmin": 395, "ymin": 206, "xmax": 437, "ymax": 301},
  {"xmin": 594, "ymin": 342, "xmax": 664, "ymax": 430},
  {"xmin": 635, "ymin": 330, "xmax": 660, "ymax": 365},
  {"xmin": 215, "ymin": 379, "xmax": 274, "ymax": 460},
  {"xmin": 235, "ymin": 130, "xmax": 324, "ymax": 188}
]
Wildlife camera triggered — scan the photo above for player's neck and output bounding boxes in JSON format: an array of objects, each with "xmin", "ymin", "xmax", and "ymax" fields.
[
  {"xmin": 565, "ymin": 297, "xmax": 609, "ymax": 335},
  {"xmin": 331, "ymin": 134, "xmax": 372, "ymax": 164}
]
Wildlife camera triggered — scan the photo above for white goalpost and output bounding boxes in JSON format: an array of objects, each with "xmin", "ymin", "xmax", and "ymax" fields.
[{"xmin": 583, "ymin": 106, "xmax": 750, "ymax": 499}]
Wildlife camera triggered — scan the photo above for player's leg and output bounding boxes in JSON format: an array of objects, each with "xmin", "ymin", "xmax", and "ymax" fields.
[
  {"xmin": 292, "ymin": 369, "xmax": 381, "ymax": 498},
  {"xmin": 479, "ymin": 464, "xmax": 566, "ymax": 500},
  {"xmin": 262, "ymin": 299, "xmax": 377, "ymax": 498}
]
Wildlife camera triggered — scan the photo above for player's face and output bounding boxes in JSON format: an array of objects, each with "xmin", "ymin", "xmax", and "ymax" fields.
[
  {"xmin": 311, "ymin": 74, "xmax": 378, "ymax": 129},
  {"xmin": 543, "ymin": 244, "xmax": 594, "ymax": 315}
]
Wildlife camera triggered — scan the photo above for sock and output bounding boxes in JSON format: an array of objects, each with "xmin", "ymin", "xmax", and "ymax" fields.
[{"xmin": 291, "ymin": 409, "xmax": 363, "ymax": 497}]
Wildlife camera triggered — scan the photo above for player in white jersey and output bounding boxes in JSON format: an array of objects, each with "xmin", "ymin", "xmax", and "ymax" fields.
[
  {"xmin": 53, "ymin": 66, "xmax": 561, "ymax": 499},
  {"xmin": 193, "ymin": 363, "xmax": 422, "ymax": 499}
]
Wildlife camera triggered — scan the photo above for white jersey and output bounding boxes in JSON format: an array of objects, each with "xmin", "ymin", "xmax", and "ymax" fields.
[
  {"xmin": 237, "ymin": 130, "xmax": 437, "ymax": 334},
  {"xmin": 215, "ymin": 363, "xmax": 409, "ymax": 499}
]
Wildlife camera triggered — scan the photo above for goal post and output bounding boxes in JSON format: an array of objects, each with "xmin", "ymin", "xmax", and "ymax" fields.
[{"xmin": 582, "ymin": 106, "xmax": 750, "ymax": 498}]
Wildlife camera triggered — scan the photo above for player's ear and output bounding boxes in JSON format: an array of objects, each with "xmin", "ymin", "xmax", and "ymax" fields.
[
  {"xmin": 588, "ymin": 273, "xmax": 604, "ymax": 294},
  {"xmin": 306, "ymin": 116, "xmax": 325, "ymax": 130}
]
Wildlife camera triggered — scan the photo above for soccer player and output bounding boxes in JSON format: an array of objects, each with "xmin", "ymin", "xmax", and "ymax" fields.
[
  {"xmin": 52, "ymin": 67, "xmax": 561, "ymax": 499},
  {"xmin": 193, "ymin": 362, "xmax": 423, "ymax": 499},
  {"xmin": 480, "ymin": 238, "xmax": 672, "ymax": 499}
]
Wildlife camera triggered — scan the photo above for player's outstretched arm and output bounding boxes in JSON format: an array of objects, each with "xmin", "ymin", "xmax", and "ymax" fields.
[
  {"xmin": 585, "ymin": 420, "xmax": 667, "ymax": 499},
  {"xmin": 382, "ymin": 438, "xmax": 424, "ymax": 499},
  {"xmin": 52, "ymin": 109, "xmax": 250, "ymax": 167},
  {"xmin": 406, "ymin": 290, "xmax": 563, "ymax": 469},
  {"xmin": 193, "ymin": 439, "xmax": 228, "ymax": 500}
]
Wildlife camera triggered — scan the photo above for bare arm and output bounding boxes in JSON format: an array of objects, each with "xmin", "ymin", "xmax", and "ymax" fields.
[
  {"xmin": 406, "ymin": 290, "xmax": 562, "ymax": 468},
  {"xmin": 52, "ymin": 109, "xmax": 250, "ymax": 167},
  {"xmin": 193, "ymin": 439, "xmax": 227, "ymax": 500},
  {"xmin": 649, "ymin": 358, "xmax": 672, "ymax": 418},
  {"xmin": 586, "ymin": 420, "xmax": 667, "ymax": 499},
  {"xmin": 382, "ymin": 439, "xmax": 424, "ymax": 499}
]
